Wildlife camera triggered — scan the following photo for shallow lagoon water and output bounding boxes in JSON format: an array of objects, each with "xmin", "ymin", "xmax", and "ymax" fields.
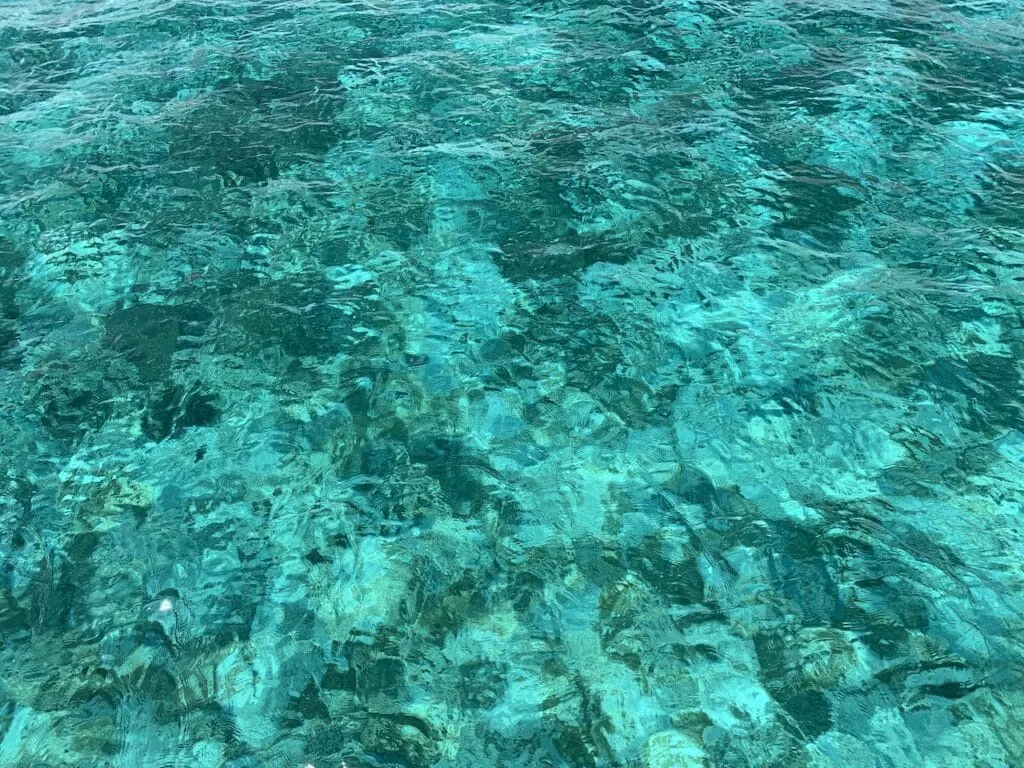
[{"xmin": 1, "ymin": 0, "xmax": 1024, "ymax": 765}]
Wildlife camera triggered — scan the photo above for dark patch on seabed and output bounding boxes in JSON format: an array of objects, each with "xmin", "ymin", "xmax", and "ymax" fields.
[{"xmin": 1, "ymin": 0, "xmax": 1024, "ymax": 765}]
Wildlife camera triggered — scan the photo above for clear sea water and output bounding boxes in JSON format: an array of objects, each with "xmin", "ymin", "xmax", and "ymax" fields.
[{"xmin": 1, "ymin": 0, "xmax": 1023, "ymax": 766}]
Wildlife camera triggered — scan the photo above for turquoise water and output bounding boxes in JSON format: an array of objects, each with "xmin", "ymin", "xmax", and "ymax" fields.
[{"xmin": 1, "ymin": 0, "xmax": 1024, "ymax": 765}]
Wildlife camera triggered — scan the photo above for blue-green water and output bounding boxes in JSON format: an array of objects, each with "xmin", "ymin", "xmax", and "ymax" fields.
[{"xmin": 1, "ymin": 0, "xmax": 1023, "ymax": 765}]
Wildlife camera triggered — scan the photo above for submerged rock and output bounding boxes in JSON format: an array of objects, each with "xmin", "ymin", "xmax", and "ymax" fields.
[{"xmin": 644, "ymin": 729, "xmax": 707, "ymax": 768}]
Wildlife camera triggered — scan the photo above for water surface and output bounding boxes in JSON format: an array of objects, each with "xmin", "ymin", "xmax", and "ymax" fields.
[{"xmin": 1, "ymin": 0, "xmax": 1024, "ymax": 765}]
